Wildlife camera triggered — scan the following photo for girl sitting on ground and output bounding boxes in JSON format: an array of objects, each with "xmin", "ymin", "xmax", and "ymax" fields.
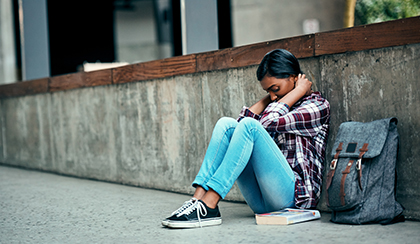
[{"xmin": 162, "ymin": 49, "xmax": 330, "ymax": 228}]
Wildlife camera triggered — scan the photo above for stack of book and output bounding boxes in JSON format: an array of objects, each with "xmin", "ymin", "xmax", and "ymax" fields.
[{"xmin": 255, "ymin": 208, "xmax": 321, "ymax": 225}]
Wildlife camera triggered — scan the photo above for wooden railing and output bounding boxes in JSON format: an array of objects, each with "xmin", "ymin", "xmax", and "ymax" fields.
[{"xmin": 1, "ymin": 16, "xmax": 419, "ymax": 98}]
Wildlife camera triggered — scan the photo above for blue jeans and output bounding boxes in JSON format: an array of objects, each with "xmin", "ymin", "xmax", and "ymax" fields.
[{"xmin": 193, "ymin": 117, "xmax": 295, "ymax": 214}]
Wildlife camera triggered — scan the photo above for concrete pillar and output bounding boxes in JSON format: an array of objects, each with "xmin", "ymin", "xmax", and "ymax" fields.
[
  {"xmin": 154, "ymin": 0, "xmax": 173, "ymax": 59},
  {"xmin": 180, "ymin": 0, "xmax": 218, "ymax": 55},
  {"xmin": 18, "ymin": 0, "xmax": 50, "ymax": 80},
  {"xmin": 0, "ymin": 0, "xmax": 17, "ymax": 84}
]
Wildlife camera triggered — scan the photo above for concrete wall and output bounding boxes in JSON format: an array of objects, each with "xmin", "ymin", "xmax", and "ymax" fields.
[{"xmin": 1, "ymin": 43, "xmax": 419, "ymax": 219}]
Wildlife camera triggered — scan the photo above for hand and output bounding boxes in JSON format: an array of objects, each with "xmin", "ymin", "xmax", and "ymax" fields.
[{"xmin": 295, "ymin": 74, "xmax": 313, "ymax": 96}]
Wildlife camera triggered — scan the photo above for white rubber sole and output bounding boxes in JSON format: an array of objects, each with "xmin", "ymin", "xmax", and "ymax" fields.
[
  {"xmin": 163, "ymin": 217, "xmax": 222, "ymax": 229},
  {"xmin": 161, "ymin": 219, "xmax": 170, "ymax": 227}
]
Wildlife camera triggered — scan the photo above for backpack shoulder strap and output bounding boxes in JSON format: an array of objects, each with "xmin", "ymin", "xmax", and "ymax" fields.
[
  {"xmin": 326, "ymin": 142, "xmax": 343, "ymax": 206},
  {"xmin": 356, "ymin": 143, "xmax": 369, "ymax": 190}
]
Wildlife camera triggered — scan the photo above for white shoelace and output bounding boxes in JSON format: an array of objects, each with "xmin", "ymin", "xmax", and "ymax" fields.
[
  {"xmin": 178, "ymin": 200, "xmax": 207, "ymax": 228},
  {"xmin": 171, "ymin": 198, "xmax": 197, "ymax": 217}
]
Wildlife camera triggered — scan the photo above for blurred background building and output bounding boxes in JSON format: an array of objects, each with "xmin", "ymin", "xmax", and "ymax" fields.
[{"xmin": 0, "ymin": 0, "xmax": 419, "ymax": 84}]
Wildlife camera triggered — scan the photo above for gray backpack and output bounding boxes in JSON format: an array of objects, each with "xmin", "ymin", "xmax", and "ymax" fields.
[{"xmin": 325, "ymin": 118, "xmax": 404, "ymax": 224}]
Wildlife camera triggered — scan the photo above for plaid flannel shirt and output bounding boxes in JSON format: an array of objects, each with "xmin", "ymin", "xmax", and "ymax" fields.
[{"xmin": 237, "ymin": 92, "xmax": 330, "ymax": 209}]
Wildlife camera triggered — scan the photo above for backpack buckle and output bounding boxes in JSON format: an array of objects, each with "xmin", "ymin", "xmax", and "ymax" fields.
[
  {"xmin": 356, "ymin": 158, "xmax": 362, "ymax": 170},
  {"xmin": 330, "ymin": 159, "xmax": 337, "ymax": 170}
]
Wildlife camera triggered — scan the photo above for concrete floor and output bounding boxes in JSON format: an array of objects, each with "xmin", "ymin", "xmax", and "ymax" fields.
[{"xmin": 1, "ymin": 165, "xmax": 419, "ymax": 244}]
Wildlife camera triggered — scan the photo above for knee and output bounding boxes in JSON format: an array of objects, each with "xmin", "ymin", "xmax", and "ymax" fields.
[
  {"xmin": 238, "ymin": 117, "xmax": 260, "ymax": 128},
  {"xmin": 215, "ymin": 117, "xmax": 238, "ymax": 128},
  {"xmin": 237, "ymin": 117, "xmax": 263, "ymax": 135}
]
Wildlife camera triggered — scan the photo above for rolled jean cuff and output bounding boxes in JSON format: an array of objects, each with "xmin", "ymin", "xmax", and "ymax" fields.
[
  {"xmin": 192, "ymin": 178, "xmax": 210, "ymax": 191},
  {"xmin": 192, "ymin": 178, "xmax": 229, "ymax": 199},
  {"xmin": 206, "ymin": 179, "xmax": 230, "ymax": 199}
]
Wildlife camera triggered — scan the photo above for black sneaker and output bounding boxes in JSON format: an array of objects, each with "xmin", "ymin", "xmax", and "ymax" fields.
[
  {"xmin": 162, "ymin": 198, "xmax": 197, "ymax": 227},
  {"xmin": 163, "ymin": 200, "xmax": 222, "ymax": 228}
]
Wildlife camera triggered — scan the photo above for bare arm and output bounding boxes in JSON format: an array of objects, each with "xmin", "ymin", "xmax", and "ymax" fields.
[
  {"xmin": 249, "ymin": 74, "xmax": 313, "ymax": 114},
  {"xmin": 279, "ymin": 74, "xmax": 313, "ymax": 107},
  {"xmin": 248, "ymin": 94, "xmax": 272, "ymax": 115}
]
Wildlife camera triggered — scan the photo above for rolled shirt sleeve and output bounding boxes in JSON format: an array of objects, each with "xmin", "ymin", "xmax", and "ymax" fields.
[
  {"xmin": 259, "ymin": 97, "xmax": 329, "ymax": 138},
  {"xmin": 237, "ymin": 106, "xmax": 261, "ymax": 122}
]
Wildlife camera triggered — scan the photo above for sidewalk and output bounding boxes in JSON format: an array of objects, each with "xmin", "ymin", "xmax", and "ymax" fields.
[{"xmin": 1, "ymin": 165, "xmax": 419, "ymax": 244}]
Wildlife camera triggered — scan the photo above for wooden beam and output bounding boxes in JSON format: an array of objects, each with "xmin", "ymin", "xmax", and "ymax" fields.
[
  {"xmin": 49, "ymin": 72, "xmax": 84, "ymax": 92},
  {"xmin": 85, "ymin": 69, "xmax": 113, "ymax": 87},
  {"xmin": 49, "ymin": 69, "xmax": 112, "ymax": 92},
  {"xmin": 0, "ymin": 78, "xmax": 49, "ymax": 98},
  {"xmin": 315, "ymin": 16, "xmax": 420, "ymax": 56},
  {"xmin": 113, "ymin": 54, "xmax": 196, "ymax": 84},
  {"xmin": 196, "ymin": 35, "xmax": 314, "ymax": 72}
]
